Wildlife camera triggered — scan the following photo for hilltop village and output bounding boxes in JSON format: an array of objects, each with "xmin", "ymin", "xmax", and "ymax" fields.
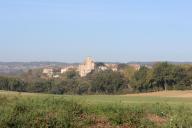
[
  {"xmin": 0, "ymin": 58, "xmax": 191, "ymax": 94},
  {"xmin": 42, "ymin": 57, "xmax": 141, "ymax": 78}
]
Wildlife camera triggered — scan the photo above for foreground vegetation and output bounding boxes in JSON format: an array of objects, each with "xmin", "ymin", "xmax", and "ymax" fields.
[{"xmin": 0, "ymin": 91, "xmax": 191, "ymax": 128}]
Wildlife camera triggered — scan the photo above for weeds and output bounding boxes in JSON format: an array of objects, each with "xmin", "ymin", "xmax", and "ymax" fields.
[{"xmin": 0, "ymin": 94, "xmax": 191, "ymax": 128}]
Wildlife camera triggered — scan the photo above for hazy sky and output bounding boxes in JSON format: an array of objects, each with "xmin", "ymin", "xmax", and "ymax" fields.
[{"xmin": 0, "ymin": 0, "xmax": 192, "ymax": 62}]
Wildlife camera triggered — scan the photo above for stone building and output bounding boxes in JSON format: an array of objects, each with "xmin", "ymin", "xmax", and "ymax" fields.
[
  {"xmin": 129, "ymin": 64, "xmax": 141, "ymax": 70},
  {"xmin": 61, "ymin": 66, "xmax": 76, "ymax": 74},
  {"xmin": 42, "ymin": 68, "xmax": 53, "ymax": 77},
  {"xmin": 105, "ymin": 64, "xmax": 118, "ymax": 71},
  {"xmin": 98, "ymin": 66, "xmax": 108, "ymax": 71},
  {"xmin": 78, "ymin": 57, "xmax": 95, "ymax": 77}
]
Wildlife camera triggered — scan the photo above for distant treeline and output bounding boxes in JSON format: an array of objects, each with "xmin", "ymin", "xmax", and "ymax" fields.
[{"xmin": 0, "ymin": 62, "xmax": 191, "ymax": 94}]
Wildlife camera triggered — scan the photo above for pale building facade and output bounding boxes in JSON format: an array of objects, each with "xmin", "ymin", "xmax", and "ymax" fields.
[
  {"xmin": 98, "ymin": 66, "xmax": 108, "ymax": 71},
  {"xmin": 61, "ymin": 66, "xmax": 76, "ymax": 74},
  {"xmin": 78, "ymin": 57, "xmax": 95, "ymax": 77},
  {"xmin": 105, "ymin": 64, "xmax": 118, "ymax": 71},
  {"xmin": 42, "ymin": 68, "xmax": 53, "ymax": 77},
  {"xmin": 129, "ymin": 64, "xmax": 141, "ymax": 70}
]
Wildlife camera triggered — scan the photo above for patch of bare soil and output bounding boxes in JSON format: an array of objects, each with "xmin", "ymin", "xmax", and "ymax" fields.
[
  {"xmin": 84, "ymin": 115, "xmax": 131, "ymax": 128},
  {"xmin": 85, "ymin": 115, "xmax": 113, "ymax": 128},
  {"xmin": 147, "ymin": 114, "xmax": 167, "ymax": 126}
]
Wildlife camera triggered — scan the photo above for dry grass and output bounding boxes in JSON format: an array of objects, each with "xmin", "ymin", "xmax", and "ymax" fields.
[
  {"xmin": 126, "ymin": 90, "xmax": 192, "ymax": 97},
  {"xmin": 0, "ymin": 90, "xmax": 48, "ymax": 96},
  {"xmin": 1, "ymin": 90, "xmax": 191, "ymax": 97}
]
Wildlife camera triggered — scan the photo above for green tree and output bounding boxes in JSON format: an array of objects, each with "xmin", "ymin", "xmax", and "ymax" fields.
[
  {"xmin": 65, "ymin": 70, "xmax": 79, "ymax": 79},
  {"xmin": 76, "ymin": 79, "xmax": 91, "ymax": 94},
  {"xmin": 152, "ymin": 62, "xmax": 175, "ymax": 91},
  {"xmin": 130, "ymin": 66, "xmax": 150, "ymax": 92},
  {"xmin": 90, "ymin": 70, "xmax": 126, "ymax": 94},
  {"xmin": 121, "ymin": 65, "xmax": 137, "ymax": 81}
]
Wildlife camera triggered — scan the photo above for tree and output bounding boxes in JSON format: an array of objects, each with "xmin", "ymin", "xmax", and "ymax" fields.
[
  {"xmin": 90, "ymin": 70, "xmax": 126, "ymax": 94},
  {"xmin": 130, "ymin": 66, "xmax": 150, "ymax": 92},
  {"xmin": 121, "ymin": 65, "xmax": 137, "ymax": 81},
  {"xmin": 65, "ymin": 70, "xmax": 79, "ymax": 79},
  {"xmin": 0, "ymin": 76, "xmax": 26, "ymax": 92},
  {"xmin": 152, "ymin": 62, "xmax": 176, "ymax": 91},
  {"xmin": 177, "ymin": 65, "xmax": 192, "ymax": 89},
  {"xmin": 76, "ymin": 79, "xmax": 91, "ymax": 94}
]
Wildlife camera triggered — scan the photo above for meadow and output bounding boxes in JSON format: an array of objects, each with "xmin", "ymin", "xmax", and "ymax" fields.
[{"xmin": 0, "ymin": 91, "xmax": 191, "ymax": 128}]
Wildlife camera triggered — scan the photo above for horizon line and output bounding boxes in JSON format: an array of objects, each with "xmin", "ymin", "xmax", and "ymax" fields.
[{"xmin": 0, "ymin": 61, "xmax": 192, "ymax": 63}]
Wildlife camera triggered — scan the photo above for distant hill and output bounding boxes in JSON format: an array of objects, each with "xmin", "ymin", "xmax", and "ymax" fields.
[
  {"xmin": 0, "ymin": 61, "xmax": 191, "ymax": 75},
  {"xmin": 0, "ymin": 62, "xmax": 79, "ymax": 74},
  {"xmin": 126, "ymin": 61, "xmax": 192, "ymax": 65}
]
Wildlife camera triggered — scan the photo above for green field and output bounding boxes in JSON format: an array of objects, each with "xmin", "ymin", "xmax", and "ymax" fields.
[{"xmin": 0, "ymin": 91, "xmax": 192, "ymax": 128}]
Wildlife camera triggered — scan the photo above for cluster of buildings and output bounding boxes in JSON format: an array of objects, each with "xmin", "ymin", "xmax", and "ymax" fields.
[
  {"xmin": 42, "ymin": 67, "xmax": 61, "ymax": 78},
  {"xmin": 42, "ymin": 57, "xmax": 141, "ymax": 78}
]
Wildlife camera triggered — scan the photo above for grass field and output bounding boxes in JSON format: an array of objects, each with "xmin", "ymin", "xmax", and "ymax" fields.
[{"xmin": 0, "ymin": 90, "xmax": 192, "ymax": 128}]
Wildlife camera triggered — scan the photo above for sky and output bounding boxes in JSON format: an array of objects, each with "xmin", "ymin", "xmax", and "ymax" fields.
[{"xmin": 0, "ymin": 0, "xmax": 192, "ymax": 62}]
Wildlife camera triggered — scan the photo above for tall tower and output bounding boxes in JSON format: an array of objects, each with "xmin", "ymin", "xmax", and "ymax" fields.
[{"xmin": 79, "ymin": 57, "xmax": 95, "ymax": 77}]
